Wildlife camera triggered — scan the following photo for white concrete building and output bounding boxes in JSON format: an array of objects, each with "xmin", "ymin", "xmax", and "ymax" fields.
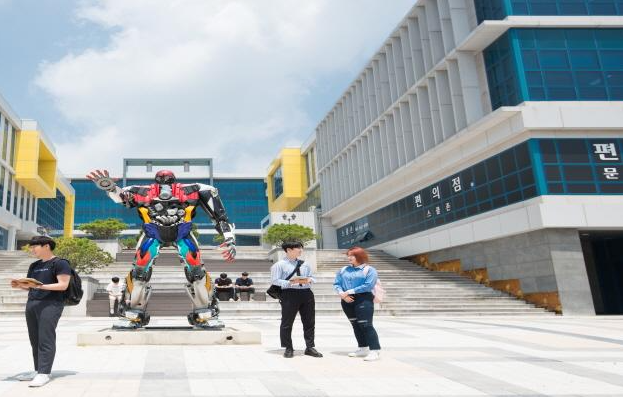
[
  {"xmin": 314, "ymin": 0, "xmax": 623, "ymax": 315},
  {"xmin": 0, "ymin": 93, "xmax": 75, "ymax": 250}
]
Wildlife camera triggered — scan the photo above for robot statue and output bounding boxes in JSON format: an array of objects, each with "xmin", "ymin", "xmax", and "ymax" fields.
[{"xmin": 87, "ymin": 169, "xmax": 236, "ymax": 329}]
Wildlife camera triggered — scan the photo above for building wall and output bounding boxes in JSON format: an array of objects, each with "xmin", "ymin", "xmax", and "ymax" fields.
[
  {"xmin": 427, "ymin": 228, "xmax": 594, "ymax": 315},
  {"xmin": 0, "ymin": 99, "xmax": 47, "ymax": 249},
  {"xmin": 266, "ymin": 148, "xmax": 308, "ymax": 211},
  {"xmin": 311, "ymin": 0, "xmax": 623, "ymax": 313}
]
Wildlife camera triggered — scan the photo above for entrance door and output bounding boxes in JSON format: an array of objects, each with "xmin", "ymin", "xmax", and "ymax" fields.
[{"xmin": 580, "ymin": 232, "xmax": 623, "ymax": 314}]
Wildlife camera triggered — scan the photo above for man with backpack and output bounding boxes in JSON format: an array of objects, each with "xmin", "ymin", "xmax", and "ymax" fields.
[
  {"xmin": 10, "ymin": 236, "xmax": 71, "ymax": 387},
  {"xmin": 269, "ymin": 241, "xmax": 323, "ymax": 359}
]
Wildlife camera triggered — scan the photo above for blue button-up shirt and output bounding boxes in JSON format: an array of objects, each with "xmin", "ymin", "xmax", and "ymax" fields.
[
  {"xmin": 270, "ymin": 258, "xmax": 315, "ymax": 290},
  {"xmin": 333, "ymin": 264, "xmax": 378, "ymax": 295}
]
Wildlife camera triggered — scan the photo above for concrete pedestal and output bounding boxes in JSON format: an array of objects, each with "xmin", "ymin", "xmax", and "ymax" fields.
[{"xmin": 77, "ymin": 326, "xmax": 261, "ymax": 346}]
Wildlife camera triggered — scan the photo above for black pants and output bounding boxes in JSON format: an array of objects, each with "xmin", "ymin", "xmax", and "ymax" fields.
[
  {"xmin": 217, "ymin": 287, "xmax": 236, "ymax": 300},
  {"xmin": 341, "ymin": 292, "xmax": 380, "ymax": 350},
  {"xmin": 279, "ymin": 289, "xmax": 315, "ymax": 349},
  {"xmin": 25, "ymin": 300, "xmax": 64, "ymax": 374}
]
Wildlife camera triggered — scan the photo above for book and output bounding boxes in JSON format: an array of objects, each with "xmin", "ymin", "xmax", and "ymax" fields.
[
  {"xmin": 290, "ymin": 276, "xmax": 309, "ymax": 281},
  {"xmin": 13, "ymin": 278, "xmax": 43, "ymax": 285}
]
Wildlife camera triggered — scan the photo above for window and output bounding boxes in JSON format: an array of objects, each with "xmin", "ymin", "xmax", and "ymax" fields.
[
  {"xmin": 9, "ymin": 125, "xmax": 16, "ymax": 167},
  {"xmin": 337, "ymin": 141, "xmax": 537, "ymax": 248},
  {"xmin": 37, "ymin": 189, "xmax": 66, "ymax": 233},
  {"xmin": 5, "ymin": 173, "xmax": 12, "ymax": 211},
  {"xmin": 485, "ymin": 29, "xmax": 623, "ymax": 109},
  {"xmin": 272, "ymin": 166, "xmax": 283, "ymax": 199},
  {"xmin": 0, "ymin": 166, "xmax": 4, "ymax": 208},
  {"xmin": 1, "ymin": 116, "xmax": 8, "ymax": 162},
  {"xmin": 476, "ymin": 0, "xmax": 623, "ymax": 23}
]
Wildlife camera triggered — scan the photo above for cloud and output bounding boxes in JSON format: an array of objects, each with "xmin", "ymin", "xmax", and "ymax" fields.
[{"xmin": 35, "ymin": 0, "xmax": 414, "ymax": 177}]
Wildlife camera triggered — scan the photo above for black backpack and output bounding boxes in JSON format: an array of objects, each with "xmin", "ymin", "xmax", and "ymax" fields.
[{"xmin": 62, "ymin": 263, "xmax": 84, "ymax": 306}]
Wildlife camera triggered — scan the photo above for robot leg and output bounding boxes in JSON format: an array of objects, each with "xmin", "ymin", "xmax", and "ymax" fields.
[
  {"xmin": 115, "ymin": 235, "xmax": 160, "ymax": 329},
  {"xmin": 177, "ymin": 235, "xmax": 223, "ymax": 328}
]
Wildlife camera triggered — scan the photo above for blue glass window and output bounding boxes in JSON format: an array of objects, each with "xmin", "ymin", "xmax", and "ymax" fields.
[
  {"xmin": 0, "ymin": 166, "xmax": 4, "ymax": 209},
  {"xmin": 272, "ymin": 167, "xmax": 283, "ymax": 199},
  {"xmin": 37, "ymin": 189, "xmax": 66, "ymax": 234},
  {"xmin": 538, "ymin": 138, "xmax": 623, "ymax": 194},
  {"xmin": 0, "ymin": 226, "xmax": 8, "ymax": 250},
  {"xmin": 475, "ymin": 0, "xmax": 623, "ymax": 22},
  {"xmin": 483, "ymin": 32, "xmax": 523, "ymax": 109},
  {"xmin": 338, "ymin": 142, "xmax": 538, "ymax": 248},
  {"xmin": 484, "ymin": 29, "xmax": 623, "ymax": 109}
]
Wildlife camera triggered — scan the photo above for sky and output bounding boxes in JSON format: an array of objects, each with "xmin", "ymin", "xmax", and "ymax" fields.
[{"xmin": 0, "ymin": 0, "xmax": 415, "ymax": 178}]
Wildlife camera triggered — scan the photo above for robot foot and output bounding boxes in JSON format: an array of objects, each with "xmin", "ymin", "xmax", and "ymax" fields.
[
  {"xmin": 113, "ymin": 310, "xmax": 150, "ymax": 330},
  {"xmin": 187, "ymin": 308, "xmax": 224, "ymax": 329}
]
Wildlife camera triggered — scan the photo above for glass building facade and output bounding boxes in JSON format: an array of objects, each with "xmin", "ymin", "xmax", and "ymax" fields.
[
  {"xmin": 0, "ymin": 226, "xmax": 8, "ymax": 250},
  {"xmin": 72, "ymin": 177, "xmax": 268, "ymax": 245},
  {"xmin": 338, "ymin": 138, "xmax": 623, "ymax": 248},
  {"xmin": 37, "ymin": 189, "xmax": 66, "ymax": 235},
  {"xmin": 272, "ymin": 166, "xmax": 283, "ymax": 199},
  {"xmin": 485, "ymin": 28, "xmax": 623, "ymax": 109},
  {"xmin": 475, "ymin": 0, "xmax": 623, "ymax": 22}
]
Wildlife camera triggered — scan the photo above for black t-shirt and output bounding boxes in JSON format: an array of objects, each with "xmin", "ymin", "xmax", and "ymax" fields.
[
  {"xmin": 215, "ymin": 277, "xmax": 232, "ymax": 287},
  {"xmin": 235, "ymin": 277, "xmax": 253, "ymax": 287},
  {"xmin": 26, "ymin": 258, "xmax": 72, "ymax": 301}
]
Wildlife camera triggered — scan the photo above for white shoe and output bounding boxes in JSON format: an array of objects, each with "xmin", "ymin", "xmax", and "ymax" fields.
[
  {"xmin": 363, "ymin": 351, "xmax": 380, "ymax": 361},
  {"xmin": 29, "ymin": 374, "xmax": 50, "ymax": 387},
  {"xmin": 228, "ymin": 298, "xmax": 234, "ymax": 301},
  {"xmin": 348, "ymin": 347, "xmax": 369, "ymax": 357},
  {"xmin": 16, "ymin": 371, "xmax": 37, "ymax": 381}
]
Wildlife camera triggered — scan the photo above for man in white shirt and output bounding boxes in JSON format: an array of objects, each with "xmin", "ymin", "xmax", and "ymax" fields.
[{"xmin": 106, "ymin": 277, "xmax": 124, "ymax": 316}]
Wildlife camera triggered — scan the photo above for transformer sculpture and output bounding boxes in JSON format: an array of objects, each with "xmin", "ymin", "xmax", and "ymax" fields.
[{"xmin": 87, "ymin": 169, "xmax": 236, "ymax": 329}]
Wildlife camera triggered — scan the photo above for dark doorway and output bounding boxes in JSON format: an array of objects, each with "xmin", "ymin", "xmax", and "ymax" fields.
[{"xmin": 580, "ymin": 232, "xmax": 623, "ymax": 314}]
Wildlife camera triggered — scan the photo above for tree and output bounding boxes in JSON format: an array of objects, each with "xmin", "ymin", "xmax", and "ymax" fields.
[
  {"xmin": 262, "ymin": 224, "xmax": 317, "ymax": 247},
  {"xmin": 212, "ymin": 233, "xmax": 224, "ymax": 245},
  {"xmin": 23, "ymin": 237, "xmax": 114, "ymax": 274},
  {"xmin": 79, "ymin": 218, "xmax": 128, "ymax": 240},
  {"xmin": 191, "ymin": 223, "xmax": 200, "ymax": 239},
  {"xmin": 120, "ymin": 235, "xmax": 140, "ymax": 250}
]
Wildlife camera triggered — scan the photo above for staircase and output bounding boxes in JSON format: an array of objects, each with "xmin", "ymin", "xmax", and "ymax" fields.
[
  {"xmin": 83, "ymin": 248, "xmax": 554, "ymax": 318},
  {"xmin": 0, "ymin": 251, "xmax": 36, "ymax": 316}
]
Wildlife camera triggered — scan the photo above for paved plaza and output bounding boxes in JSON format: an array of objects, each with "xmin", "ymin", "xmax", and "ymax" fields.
[{"xmin": 0, "ymin": 315, "xmax": 622, "ymax": 396}]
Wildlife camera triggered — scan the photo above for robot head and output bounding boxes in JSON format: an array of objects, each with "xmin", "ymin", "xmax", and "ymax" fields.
[{"xmin": 155, "ymin": 170, "xmax": 176, "ymax": 185}]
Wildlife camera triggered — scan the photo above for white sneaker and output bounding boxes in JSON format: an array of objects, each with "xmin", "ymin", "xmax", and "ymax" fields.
[
  {"xmin": 16, "ymin": 371, "xmax": 37, "ymax": 381},
  {"xmin": 29, "ymin": 374, "xmax": 50, "ymax": 387},
  {"xmin": 228, "ymin": 298, "xmax": 234, "ymax": 301},
  {"xmin": 348, "ymin": 347, "xmax": 369, "ymax": 357},
  {"xmin": 363, "ymin": 351, "xmax": 380, "ymax": 361}
]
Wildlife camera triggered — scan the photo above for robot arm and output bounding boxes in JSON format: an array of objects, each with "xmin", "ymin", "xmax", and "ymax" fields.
[
  {"xmin": 87, "ymin": 169, "xmax": 136, "ymax": 208},
  {"xmin": 196, "ymin": 184, "xmax": 236, "ymax": 262}
]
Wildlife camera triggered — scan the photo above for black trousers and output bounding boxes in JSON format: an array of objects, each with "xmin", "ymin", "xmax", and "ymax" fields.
[
  {"xmin": 25, "ymin": 300, "xmax": 64, "ymax": 374},
  {"xmin": 216, "ymin": 287, "xmax": 236, "ymax": 300},
  {"xmin": 279, "ymin": 289, "xmax": 315, "ymax": 349},
  {"xmin": 235, "ymin": 287, "xmax": 255, "ymax": 294}
]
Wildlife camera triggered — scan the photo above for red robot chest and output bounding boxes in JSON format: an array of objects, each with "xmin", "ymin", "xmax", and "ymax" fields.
[{"xmin": 133, "ymin": 183, "xmax": 199, "ymax": 205}]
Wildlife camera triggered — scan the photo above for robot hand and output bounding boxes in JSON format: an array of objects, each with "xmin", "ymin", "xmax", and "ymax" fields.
[
  {"xmin": 87, "ymin": 169, "xmax": 118, "ymax": 192},
  {"xmin": 219, "ymin": 238, "xmax": 236, "ymax": 262}
]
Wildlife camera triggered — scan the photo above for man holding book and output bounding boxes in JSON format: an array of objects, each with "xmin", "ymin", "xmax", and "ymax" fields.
[
  {"xmin": 10, "ymin": 236, "xmax": 71, "ymax": 387},
  {"xmin": 269, "ymin": 241, "xmax": 322, "ymax": 359}
]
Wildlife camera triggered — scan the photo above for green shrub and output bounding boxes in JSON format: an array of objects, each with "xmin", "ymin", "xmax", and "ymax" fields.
[
  {"xmin": 262, "ymin": 224, "xmax": 317, "ymax": 247},
  {"xmin": 120, "ymin": 235, "xmax": 140, "ymax": 250},
  {"xmin": 79, "ymin": 218, "xmax": 128, "ymax": 240}
]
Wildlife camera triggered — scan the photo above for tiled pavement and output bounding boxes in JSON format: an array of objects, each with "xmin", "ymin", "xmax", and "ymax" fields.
[{"xmin": 1, "ymin": 315, "xmax": 623, "ymax": 396}]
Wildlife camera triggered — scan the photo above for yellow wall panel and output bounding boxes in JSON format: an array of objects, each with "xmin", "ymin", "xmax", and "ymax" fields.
[
  {"xmin": 14, "ymin": 130, "xmax": 57, "ymax": 198},
  {"xmin": 266, "ymin": 148, "xmax": 310, "ymax": 212}
]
